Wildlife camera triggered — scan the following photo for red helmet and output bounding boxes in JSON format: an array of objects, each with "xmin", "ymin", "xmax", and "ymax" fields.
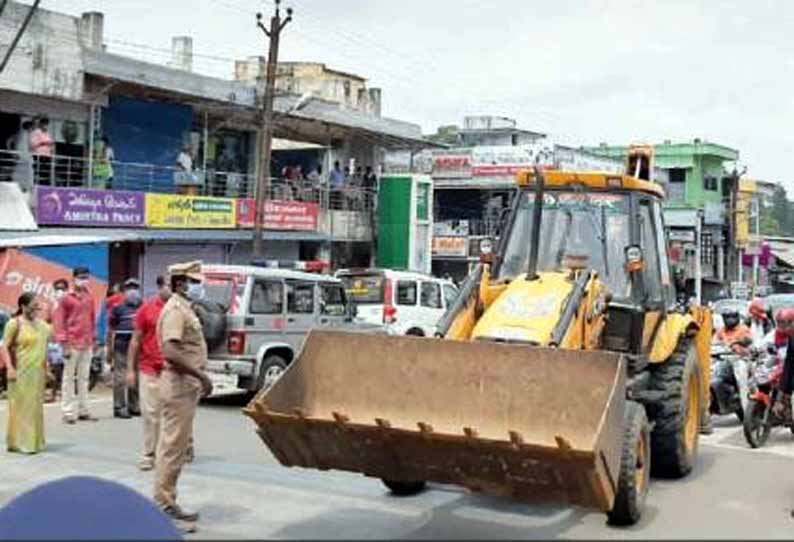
[
  {"xmin": 749, "ymin": 299, "xmax": 767, "ymax": 319},
  {"xmin": 776, "ymin": 308, "xmax": 794, "ymax": 325}
]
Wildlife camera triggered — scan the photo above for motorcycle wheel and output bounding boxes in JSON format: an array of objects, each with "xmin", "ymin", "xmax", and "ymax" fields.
[{"xmin": 743, "ymin": 399, "xmax": 772, "ymax": 448}]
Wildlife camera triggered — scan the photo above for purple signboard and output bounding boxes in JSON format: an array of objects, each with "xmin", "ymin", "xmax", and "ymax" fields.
[{"xmin": 37, "ymin": 187, "xmax": 145, "ymax": 227}]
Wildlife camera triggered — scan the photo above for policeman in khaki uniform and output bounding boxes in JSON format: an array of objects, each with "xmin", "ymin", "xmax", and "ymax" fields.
[{"xmin": 154, "ymin": 261, "xmax": 213, "ymax": 527}]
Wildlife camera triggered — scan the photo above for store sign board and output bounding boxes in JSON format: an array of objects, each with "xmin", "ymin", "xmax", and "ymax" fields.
[
  {"xmin": 432, "ymin": 236, "xmax": 468, "ymax": 257},
  {"xmin": 236, "ymin": 199, "xmax": 319, "ymax": 231},
  {"xmin": 36, "ymin": 187, "xmax": 145, "ymax": 227},
  {"xmin": 145, "ymin": 194, "xmax": 236, "ymax": 229},
  {"xmin": 0, "ymin": 249, "xmax": 106, "ymax": 314}
]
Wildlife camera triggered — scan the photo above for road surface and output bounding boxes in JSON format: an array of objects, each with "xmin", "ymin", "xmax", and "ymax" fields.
[{"xmin": 1, "ymin": 388, "xmax": 792, "ymax": 539}]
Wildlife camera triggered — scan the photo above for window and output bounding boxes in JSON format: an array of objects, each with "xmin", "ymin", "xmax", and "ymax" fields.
[
  {"xmin": 668, "ymin": 168, "xmax": 686, "ymax": 183},
  {"xmin": 287, "ymin": 281, "xmax": 315, "ymax": 314},
  {"xmin": 639, "ymin": 202, "xmax": 662, "ymax": 302},
  {"xmin": 320, "ymin": 284, "xmax": 346, "ymax": 316},
  {"xmin": 703, "ymin": 175, "xmax": 718, "ymax": 191},
  {"xmin": 443, "ymin": 284, "xmax": 458, "ymax": 308},
  {"xmin": 420, "ymin": 282, "xmax": 442, "ymax": 309},
  {"xmin": 396, "ymin": 281, "xmax": 417, "ymax": 306},
  {"xmin": 653, "ymin": 201, "xmax": 675, "ymax": 301},
  {"xmin": 250, "ymin": 281, "xmax": 283, "ymax": 315}
]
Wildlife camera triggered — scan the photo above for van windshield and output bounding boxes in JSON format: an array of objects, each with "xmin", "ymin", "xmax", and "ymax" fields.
[
  {"xmin": 204, "ymin": 274, "xmax": 245, "ymax": 314},
  {"xmin": 340, "ymin": 274, "xmax": 385, "ymax": 304}
]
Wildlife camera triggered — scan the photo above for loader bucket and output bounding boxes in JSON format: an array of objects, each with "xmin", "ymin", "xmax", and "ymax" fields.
[{"xmin": 244, "ymin": 330, "xmax": 627, "ymax": 512}]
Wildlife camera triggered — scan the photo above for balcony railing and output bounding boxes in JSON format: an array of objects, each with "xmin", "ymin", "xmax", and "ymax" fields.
[{"xmin": 0, "ymin": 149, "xmax": 375, "ymax": 213}]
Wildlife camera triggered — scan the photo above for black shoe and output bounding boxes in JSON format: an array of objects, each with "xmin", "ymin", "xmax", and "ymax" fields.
[
  {"xmin": 114, "ymin": 410, "xmax": 131, "ymax": 419},
  {"xmin": 162, "ymin": 505, "xmax": 199, "ymax": 522},
  {"xmin": 78, "ymin": 414, "xmax": 99, "ymax": 422},
  {"xmin": 129, "ymin": 410, "xmax": 142, "ymax": 417}
]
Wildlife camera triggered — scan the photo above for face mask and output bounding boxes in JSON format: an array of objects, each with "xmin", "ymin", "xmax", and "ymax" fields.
[
  {"xmin": 125, "ymin": 289, "xmax": 141, "ymax": 303},
  {"xmin": 54, "ymin": 289, "xmax": 66, "ymax": 300},
  {"xmin": 723, "ymin": 316, "xmax": 740, "ymax": 329},
  {"xmin": 186, "ymin": 282, "xmax": 205, "ymax": 301},
  {"xmin": 74, "ymin": 278, "xmax": 89, "ymax": 289}
]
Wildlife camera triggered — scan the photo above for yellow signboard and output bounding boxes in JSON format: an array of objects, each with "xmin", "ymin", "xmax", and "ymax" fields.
[{"xmin": 145, "ymin": 194, "xmax": 237, "ymax": 229}]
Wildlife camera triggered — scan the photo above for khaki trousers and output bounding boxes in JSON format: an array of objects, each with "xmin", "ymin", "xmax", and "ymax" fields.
[
  {"xmin": 61, "ymin": 348, "xmax": 92, "ymax": 419},
  {"xmin": 153, "ymin": 370, "xmax": 201, "ymax": 509},
  {"xmin": 139, "ymin": 372, "xmax": 161, "ymax": 459}
]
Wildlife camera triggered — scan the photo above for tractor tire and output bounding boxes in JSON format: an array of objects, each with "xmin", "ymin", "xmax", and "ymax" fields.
[
  {"xmin": 648, "ymin": 338, "xmax": 701, "ymax": 479},
  {"xmin": 382, "ymin": 480, "xmax": 427, "ymax": 496},
  {"xmin": 608, "ymin": 401, "xmax": 650, "ymax": 526}
]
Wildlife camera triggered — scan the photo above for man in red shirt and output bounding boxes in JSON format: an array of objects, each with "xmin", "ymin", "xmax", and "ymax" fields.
[
  {"xmin": 57, "ymin": 267, "xmax": 99, "ymax": 424},
  {"xmin": 127, "ymin": 276, "xmax": 171, "ymax": 471}
]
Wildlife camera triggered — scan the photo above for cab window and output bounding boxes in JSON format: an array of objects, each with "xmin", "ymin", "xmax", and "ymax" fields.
[
  {"xmin": 320, "ymin": 283, "xmax": 346, "ymax": 316},
  {"xmin": 287, "ymin": 281, "xmax": 315, "ymax": 314},
  {"xmin": 443, "ymin": 284, "xmax": 458, "ymax": 308},
  {"xmin": 396, "ymin": 281, "xmax": 417, "ymax": 306},
  {"xmin": 250, "ymin": 281, "xmax": 283, "ymax": 315},
  {"xmin": 420, "ymin": 282, "xmax": 442, "ymax": 309},
  {"xmin": 639, "ymin": 202, "xmax": 663, "ymax": 303}
]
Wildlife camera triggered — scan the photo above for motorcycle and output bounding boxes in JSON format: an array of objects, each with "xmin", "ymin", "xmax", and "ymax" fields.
[
  {"xmin": 743, "ymin": 352, "xmax": 794, "ymax": 448},
  {"xmin": 710, "ymin": 342, "xmax": 752, "ymax": 422}
]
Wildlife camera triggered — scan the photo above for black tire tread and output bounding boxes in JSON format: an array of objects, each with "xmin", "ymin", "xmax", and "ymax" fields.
[
  {"xmin": 648, "ymin": 338, "xmax": 700, "ymax": 479},
  {"xmin": 608, "ymin": 401, "xmax": 650, "ymax": 526},
  {"xmin": 743, "ymin": 399, "xmax": 771, "ymax": 449},
  {"xmin": 382, "ymin": 480, "xmax": 427, "ymax": 496}
]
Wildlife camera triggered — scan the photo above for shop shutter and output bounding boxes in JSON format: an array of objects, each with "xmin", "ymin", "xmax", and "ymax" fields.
[{"xmin": 142, "ymin": 243, "xmax": 226, "ymax": 297}]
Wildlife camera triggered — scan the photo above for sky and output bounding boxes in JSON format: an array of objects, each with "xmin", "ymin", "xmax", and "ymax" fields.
[{"xmin": 30, "ymin": 0, "xmax": 794, "ymax": 190}]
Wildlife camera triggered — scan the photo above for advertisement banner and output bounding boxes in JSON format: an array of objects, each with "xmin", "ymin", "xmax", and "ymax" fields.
[
  {"xmin": 236, "ymin": 199, "xmax": 319, "ymax": 231},
  {"xmin": 432, "ymin": 236, "xmax": 469, "ymax": 257},
  {"xmin": 36, "ymin": 187, "xmax": 145, "ymax": 227},
  {"xmin": 0, "ymin": 248, "xmax": 106, "ymax": 314},
  {"xmin": 145, "ymin": 194, "xmax": 236, "ymax": 229}
]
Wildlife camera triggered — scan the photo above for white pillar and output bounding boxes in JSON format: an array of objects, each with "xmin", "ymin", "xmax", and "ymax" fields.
[{"xmin": 694, "ymin": 214, "xmax": 702, "ymax": 306}]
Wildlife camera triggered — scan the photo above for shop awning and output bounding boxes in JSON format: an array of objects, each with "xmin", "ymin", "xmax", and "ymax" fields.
[
  {"xmin": 0, "ymin": 227, "xmax": 329, "ymax": 248},
  {"xmin": 769, "ymin": 241, "xmax": 794, "ymax": 269},
  {"xmin": 0, "ymin": 184, "xmax": 37, "ymax": 232}
]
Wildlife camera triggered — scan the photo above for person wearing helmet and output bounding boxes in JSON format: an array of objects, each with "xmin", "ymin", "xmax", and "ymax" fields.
[
  {"xmin": 773, "ymin": 310, "xmax": 794, "ymax": 451},
  {"xmin": 748, "ymin": 298, "xmax": 773, "ymax": 349},
  {"xmin": 715, "ymin": 309, "xmax": 752, "ymax": 356}
]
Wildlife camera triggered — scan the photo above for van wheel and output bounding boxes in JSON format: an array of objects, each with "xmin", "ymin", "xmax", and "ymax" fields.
[
  {"xmin": 257, "ymin": 355, "xmax": 287, "ymax": 391},
  {"xmin": 406, "ymin": 329, "xmax": 424, "ymax": 337}
]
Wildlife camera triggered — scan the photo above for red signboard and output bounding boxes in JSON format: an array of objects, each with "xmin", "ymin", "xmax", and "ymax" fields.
[
  {"xmin": 237, "ymin": 199, "xmax": 319, "ymax": 231},
  {"xmin": 0, "ymin": 249, "xmax": 106, "ymax": 314}
]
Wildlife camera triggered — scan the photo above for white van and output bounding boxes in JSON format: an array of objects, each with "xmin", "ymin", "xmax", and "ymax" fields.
[{"xmin": 336, "ymin": 268, "xmax": 459, "ymax": 337}]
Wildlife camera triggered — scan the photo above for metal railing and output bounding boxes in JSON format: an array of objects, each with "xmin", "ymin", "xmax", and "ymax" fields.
[{"xmin": 0, "ymin": 149, "xmax": 376, "ymax": 212}]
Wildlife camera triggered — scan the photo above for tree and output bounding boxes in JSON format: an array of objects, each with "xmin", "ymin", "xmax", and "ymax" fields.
[
  {"xmin": 759, "ymin": 209, "xmax": 781, "ymax": 236},
  {"xmin": 769, "ymin": 184, "xmax": 793, "ymax": 235},
  {"xmin": 427, "ymin": 125, "xmax": 460, "ymax": 146}
]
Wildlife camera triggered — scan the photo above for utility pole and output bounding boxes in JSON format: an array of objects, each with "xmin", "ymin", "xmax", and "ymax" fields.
[
  {"xmin": 252, "ymin": 0, "xmax": 292, "ymax": 259},
  {"xmin": 0, "ymin": 0, "xmax": 40, "ymax": 75}
]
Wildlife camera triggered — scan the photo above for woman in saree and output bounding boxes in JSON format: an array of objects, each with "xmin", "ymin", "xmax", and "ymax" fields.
[{"xmin": 2, "ymin": 293, "xmax": 50, "ymax": 454}]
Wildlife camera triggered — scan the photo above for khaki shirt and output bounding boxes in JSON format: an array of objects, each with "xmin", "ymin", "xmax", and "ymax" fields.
[{"xmin": 157, "ymin": 294, "xmax": 207, "ymax": 372}]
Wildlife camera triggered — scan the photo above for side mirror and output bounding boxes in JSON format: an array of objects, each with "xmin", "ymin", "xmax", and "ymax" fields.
[{"xmin": 624, "ymin": 244, "xmax": 645, "ymax": 274}]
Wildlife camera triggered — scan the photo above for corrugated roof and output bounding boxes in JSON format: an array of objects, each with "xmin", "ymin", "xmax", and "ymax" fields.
[
  {"xmin": 0, "ymin": 227, "xmax": 329, "ymax": 248},
  {"xmin": 0, "ymin": 184, "xmax": 37, "ymax": 231}
]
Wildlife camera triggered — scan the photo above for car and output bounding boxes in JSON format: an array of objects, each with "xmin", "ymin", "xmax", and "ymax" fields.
[
  {"xmin": 200, "ymin": 264, "xmax": 381, "ymax": 396},
  {"xmin": 336, "ymin": 268, "xmax": 459, "ymax": 337},
  {"xmin": 711, "ymin": 298, "xmax": 750, "ymax": 332}
]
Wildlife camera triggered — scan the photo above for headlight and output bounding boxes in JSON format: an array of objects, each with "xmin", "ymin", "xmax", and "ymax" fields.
[{"xmin": 480, "ymin": 238, "xmax": 493, "ymax": 255}]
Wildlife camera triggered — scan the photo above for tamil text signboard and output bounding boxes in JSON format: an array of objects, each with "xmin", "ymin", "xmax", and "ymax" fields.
[
  {"xmin": 145, "ymin": 194, "xmax": 236, "ymax": 229},
  {"xmin": 236, "ymin": 199, "xmax": 319, "ymax": 231}
]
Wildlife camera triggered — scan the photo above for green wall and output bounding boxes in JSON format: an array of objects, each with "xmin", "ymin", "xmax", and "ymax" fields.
[{"xmin": 376, "ymin": 176, "xmax": 412, "ymax": 270}]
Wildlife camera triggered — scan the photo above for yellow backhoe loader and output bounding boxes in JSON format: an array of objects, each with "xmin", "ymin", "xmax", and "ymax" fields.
[{"xmin": 244, "ymin": 146, "xmax": 712, "ymax": 526}]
